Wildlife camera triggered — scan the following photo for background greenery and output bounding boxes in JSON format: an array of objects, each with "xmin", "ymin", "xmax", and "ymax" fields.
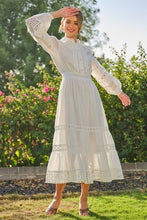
[{"xmin": 97, "ymin": 44, "xmax": 147, "ymax": 163}]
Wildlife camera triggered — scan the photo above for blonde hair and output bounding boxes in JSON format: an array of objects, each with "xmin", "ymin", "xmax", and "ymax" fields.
[{"xmin": 59, "ymin": 10, "xmax": 83, "ymax": 40}]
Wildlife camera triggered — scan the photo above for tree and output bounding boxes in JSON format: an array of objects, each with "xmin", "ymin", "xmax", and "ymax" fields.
[{"xmin": 0, "ymin": 0, "xmax": 105, "ymax": 91}]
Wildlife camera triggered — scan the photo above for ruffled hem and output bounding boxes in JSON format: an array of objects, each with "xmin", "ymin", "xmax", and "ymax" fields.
[
  {"xmin": 45, "ymin": 169, "xmax": 124, "ymax": 184},
  {"xmin": 45, "ymin": 136, "xmax": 124, "ymax": 184}
]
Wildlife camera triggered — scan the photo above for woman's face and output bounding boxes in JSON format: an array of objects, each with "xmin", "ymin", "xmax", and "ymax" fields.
[{"xmin": 63, "ymin": 16, "xmax": 79, "ymax": 40}]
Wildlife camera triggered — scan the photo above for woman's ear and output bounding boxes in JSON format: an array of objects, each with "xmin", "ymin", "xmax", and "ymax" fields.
[{"xmin": 79, "ymin": 24, "xmax": 84, "ymax": 30}]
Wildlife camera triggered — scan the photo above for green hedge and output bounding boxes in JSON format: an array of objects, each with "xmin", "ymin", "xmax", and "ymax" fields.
[
  {"xmin": 0, "ymin": 45, "xmax": 146, "ymax": 167},
  {"xmin": 96, "ymin": 44, "xmax": 147, "ymax": 162}
]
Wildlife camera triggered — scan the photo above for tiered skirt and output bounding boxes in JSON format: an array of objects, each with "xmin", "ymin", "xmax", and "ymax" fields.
[{"xmin": 45, "ymin": 74, "xmax": 124, "ymax": 184}]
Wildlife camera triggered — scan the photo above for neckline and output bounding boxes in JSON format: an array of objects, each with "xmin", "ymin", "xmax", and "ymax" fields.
[{"xmin": 62, "ymin": 36, "xmax": 81, "ymax": 44}]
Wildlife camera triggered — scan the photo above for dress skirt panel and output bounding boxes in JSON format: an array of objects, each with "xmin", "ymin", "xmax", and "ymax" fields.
[
  {"xmin": 45, "ymin": 128, "xmax": 124, "ymax": 183},
  {"xmin": 45, "ymin": 76, "xmax": 124, "ymax": 184}
]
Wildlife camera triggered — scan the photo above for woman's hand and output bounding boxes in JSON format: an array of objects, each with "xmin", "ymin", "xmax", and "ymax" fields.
[
  {"xmin": 51, "ymin": 7, "xmax": 80, "ymax": 19},
  {"xmin": 118, "ymin": 92, "xmax": 131, "ymax": 107}
]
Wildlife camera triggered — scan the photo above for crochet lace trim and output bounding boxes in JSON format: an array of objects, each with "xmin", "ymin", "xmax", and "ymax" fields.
[
  {"xmin": 55, "ymin": 124, "xmax": 108, "ymax": 132},
  {"xmin": 52, "ymin": 144, "xmax": 116, "ymax": 151},
  {"xmin": 45, "ymin": 169, "xmax": 124, "ymax": 184}
]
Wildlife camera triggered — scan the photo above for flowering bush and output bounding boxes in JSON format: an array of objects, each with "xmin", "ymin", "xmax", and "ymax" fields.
[{"xmin": 0, "ymin": 66, "xmax": 61, "ymax": 167}]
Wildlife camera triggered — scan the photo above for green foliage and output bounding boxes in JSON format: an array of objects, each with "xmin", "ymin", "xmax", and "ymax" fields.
[
  {"xmin": 95, "ymin": 43, "xmax": 147, "ymax": 162},
  {"xmin": 0, "ymin": 44, "xmax": 146, "ymax": 167}
]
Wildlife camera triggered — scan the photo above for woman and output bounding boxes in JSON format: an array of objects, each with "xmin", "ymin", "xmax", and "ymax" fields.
[{"xmin": 26, "ymin": 7, "xmax": 131, "ymax": 216}]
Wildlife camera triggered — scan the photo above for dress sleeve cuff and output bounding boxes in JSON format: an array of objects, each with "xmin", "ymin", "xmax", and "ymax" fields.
[
  {"xmin": 49, "ymin": 12, "xmax": 54, "ymax": 20},
  {"xmin": 117, "ymin": 90, "xmax": 123, "ymax": 96}
]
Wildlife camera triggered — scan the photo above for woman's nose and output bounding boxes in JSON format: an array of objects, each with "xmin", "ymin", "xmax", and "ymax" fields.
[{"xmin": 69, "ymin": 23, "xmax": 74, "ymax": 28}]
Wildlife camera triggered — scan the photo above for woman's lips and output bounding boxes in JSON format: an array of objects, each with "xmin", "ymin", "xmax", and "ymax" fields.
[{"xmin": 67, "ymin": 29, "xmax": 75, "ymax": 33}]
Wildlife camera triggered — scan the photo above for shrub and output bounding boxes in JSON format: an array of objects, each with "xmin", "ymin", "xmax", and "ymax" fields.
[{"xmin": 95, "ymin": 43, "xmax": 147, "ymax": 162}]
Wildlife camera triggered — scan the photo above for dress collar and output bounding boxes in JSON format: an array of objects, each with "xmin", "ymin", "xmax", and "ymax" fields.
[{"xmin": 61, "ymin": 36, "xmax": 81, "ymax": 45}]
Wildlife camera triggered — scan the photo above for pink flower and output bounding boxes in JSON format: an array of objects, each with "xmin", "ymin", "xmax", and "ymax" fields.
[
  {"xmin": 0, "ymin": 104, "xmax": 4, "ymax": 107},
  {"xmin": 7, "ymin": 99, "xmax": 11, "ymax": 103},
  {"xmin": 13, "ymin": 74, "xmax": 16, "ymax": 77},
  {"xmin": 41, "ymin": 83, "xmax": 46, "ymax": 87},
  {"xmin": 16, "ymin": 89, "xmax": 20, "ymax": 92},
  {"xmin": 4, "ymin": 71, "xmax": 10, "ymax": 75},
  {"xmin": 43, "ymin": 96, "xmax": 51, "ymax": 101},
  {"xmin": 42, "ymin": 86, "xmax": 49, "ymax": 93},
  {"xmin": 0, "ymin": 91, "xmax": 4, "ymax": 96},
  {"xmin": 23, "ymin": 94, "xmax": 26, "ymax": 97},
  {"xmin": 53, "ymin": 98, "xmax": 56, "ymax": 102},
  {"xmin": 51, "ymin": 87, "xmax": 55, "ymax": 91},
  {"xmin": 6, "ymin": 76, "xmax": 9, "ymax": 79},
  {"xmin": 38, "ymin": 94, "xmax": 42, "ymax": 99},
  {"xmin": 6, "ymin": 96, "xmax": 9, "ymax": 99},
  {"xmin": 43, "ymin": 96, "xmax": 48, "ymax": 101},
  {"xmin": 3, "ymin": 99, "xmax": 6, "ymax": 102}
]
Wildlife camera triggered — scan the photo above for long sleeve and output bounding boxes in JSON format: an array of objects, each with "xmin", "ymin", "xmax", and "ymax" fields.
[
  {"xmin": 91, "ymin": 56, "xmax": 122, "ymax": 95},
  {"xmin": 25, "ymin": 13, "xmax": 58, "ymax": 55}
]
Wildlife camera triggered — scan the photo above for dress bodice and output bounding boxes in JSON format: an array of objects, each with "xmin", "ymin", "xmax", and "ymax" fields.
[{"xmin": 25, "ymin": 13, "xmax": 122, "ymax": 96}]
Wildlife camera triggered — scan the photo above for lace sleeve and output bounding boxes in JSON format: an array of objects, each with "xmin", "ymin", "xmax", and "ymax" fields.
[
  {"xmin": 25, "ymin": 13, "xmax": 58, "ymax": 55},
  {"xmin": 91, "ymin": 56, "xmax": 122, "ymax": 96}
]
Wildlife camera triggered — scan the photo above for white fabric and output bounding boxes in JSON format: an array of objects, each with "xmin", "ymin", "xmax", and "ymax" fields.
[{"xmin": 26, "ymin": 13, "xmax": 124, "ymax": 183}]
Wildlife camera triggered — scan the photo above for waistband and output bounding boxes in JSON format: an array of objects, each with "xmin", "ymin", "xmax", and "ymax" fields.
[{"xmin": 61, "ymin": 72, "xmax": 91, "ymax": 80}]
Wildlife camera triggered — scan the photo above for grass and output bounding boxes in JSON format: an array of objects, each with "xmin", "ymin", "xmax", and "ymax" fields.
[{"xmin": 0, "ymin": 189, "xmax": 146, "ymax": 220}]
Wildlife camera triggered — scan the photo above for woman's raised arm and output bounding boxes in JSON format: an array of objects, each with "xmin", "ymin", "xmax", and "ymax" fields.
[
  {"xmin": 25, "ymin": 7, "xmax": 79, "ymax": 55},
  {"xmin": 25, "ymin": 13, "xmax": 58, "ymax": 55}
]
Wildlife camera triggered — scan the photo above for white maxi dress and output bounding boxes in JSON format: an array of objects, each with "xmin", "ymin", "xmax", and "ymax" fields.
[{"xmin": 26, "ymin": 13, "xmax": 124, "ymax": 184}]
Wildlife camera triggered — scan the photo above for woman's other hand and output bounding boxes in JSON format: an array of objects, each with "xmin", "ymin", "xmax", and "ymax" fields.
[{"xmin": 118, "ymin": 92, "xmax": 131, "ymax": 107}]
